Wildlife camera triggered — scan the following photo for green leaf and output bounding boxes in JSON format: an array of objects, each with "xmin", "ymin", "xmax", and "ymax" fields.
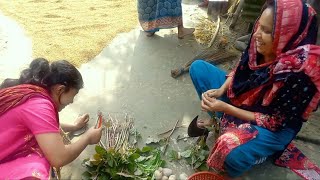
[
  {"xmin": 129, "ymin": 153, "xmax": 140, "ymax": 161},
  {"xmin": 180, "ymin": 150, "xmax": 192, "ymax": 158},
  {"xmin": 93, "ymin": 153, "xmax": 102, "ymax": 161},
  {"xmin": 83, "ymin": 130, "xmax": 168, "ymax": 179},
  {"xmin": 194, "ymin": 161, "xmax": 204, "ymax": 169},
  {"xmin": 107, "ymin": 159, "xmax": 114, "ymax": 167},
  {"xmin": 185, "ymin": 157, "xmax": 192, "ymax": 164},
  {"xmin": 141, "ymin": 146, "xmax": 153, "ymax": 153},
  {"xmin": 128, "ymin": 162, "xmax": 136, "ymax": 173},
  {"xmin": 109, "ymin": 168, "xmax": 118, "ymax": 178},
  {"xmin": 98, "ymin": 175, "xmax": 109, "ymax": 180},
  {"xmin": 197, "ymin": 163, "xmax": 209, "ymax": 171},
  {"xmin": 197, "ymin": 137, "xmax": 206, "ymax": 147},
  {"xmin": 203, "ymin": 145, "xmax": 210, "ymax": 151},
  {"xmin": 168, "ymin": 150, "xmax": 179, "ymax": 161},
  {"xmin": 199, "ymin": 155, "xmax": 206, "ymax": 161},
  {"xmin": 95, "ymin": 145, "xmax": 106, "ymax": 155},
  {"xmin": 86, "ymin": 165, "xmax": 97, "ymax": 173},
  {"xmin": 81, "ymin": 171, "xmax": 92, "ymax": 180},
  {"xmin": 160, "ymin": 160, "xmax": 166, "ymax": 167},
  {"xmin": 107, "ymin": 147, "xmax": 115, "ymax": 154},
  {"xmin": 200, "ymin": 149, "xmax": 209, "ymax": 156}
]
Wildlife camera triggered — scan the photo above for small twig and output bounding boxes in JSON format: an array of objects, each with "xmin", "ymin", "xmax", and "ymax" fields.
[
  {"xmin": 99, "ymin": 140, "xmax": 107, "ymax": 149},
  {"xmin": 114, "ymin": 124, "xmax": 123, "ymax": 150},
  {"xmin": 157, "ymin": 125, "xmax": 184, "ymax": 136},
  {"xmin": 208, "ymin": 15, "xmax": 220, "ymax": 48},
  {"xmin": 176, "ymin": 136, "xmax": 193, "ymax": 141},
  {"xmin": 167, "ymin": 119, "xmax": 180, "ymax": 139},
  {"xmin": 119, "ymin": 125, "xmax": 128, "ymax": 150},
  {"xmin": 114, "ymin": 129, "xmax": 121, "ymax": 150},
  {"xmin": 163, "ymin": 119, "xmax": 180, "ymax": 154}
]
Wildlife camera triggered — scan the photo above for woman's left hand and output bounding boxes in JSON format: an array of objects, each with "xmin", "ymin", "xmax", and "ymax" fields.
[
  {"xmin": 74, "ymin": 114, "xmax": 89, "ymax": 130},
  {"xmin": 201, "ymin": 93, "xmax": 226, "ymax": 112}
]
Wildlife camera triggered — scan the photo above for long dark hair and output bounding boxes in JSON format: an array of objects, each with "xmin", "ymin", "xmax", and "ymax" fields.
[{"xmin": 0, "ymin": 58, "xmax": 84, "ymax": 92}]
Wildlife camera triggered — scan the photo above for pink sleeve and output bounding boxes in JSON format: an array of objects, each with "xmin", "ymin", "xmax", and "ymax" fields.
[{"xmin": 20, "ymin": 97, "xmax": 60, "ymax": 134}]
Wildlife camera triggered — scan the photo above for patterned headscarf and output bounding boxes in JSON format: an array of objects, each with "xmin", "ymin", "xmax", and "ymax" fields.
[{"xmin": 228, "ymin": 0, "xmax": 320, "ymax": 119}]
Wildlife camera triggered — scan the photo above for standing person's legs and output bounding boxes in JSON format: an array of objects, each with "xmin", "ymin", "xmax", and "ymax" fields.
[
  {"xmin": 223, "ymin": 126, "xmax": 296, "ymax": 177},
  {"xmin": 175, "ymin": 0, "xmax": 194, "ymax": 39},
  {"xmin": 177, "ymin": 25, "xmax": 195, "ymax": 39},
  {"xmin": 137, "ymin": 0, "xmax": 158, "ymax": 36},
  {"xmin": 198, "ymin": 0, "xmax": 209, "ymax": 7},
  {"xmin": 189, "ymin": 60, "xmax": 228, "ymax": 118}
]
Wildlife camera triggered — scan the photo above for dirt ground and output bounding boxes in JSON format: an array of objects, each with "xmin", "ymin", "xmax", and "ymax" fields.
[{"xmin": 0, "ymin": 0, "xmax": 138, "ymax": 67}]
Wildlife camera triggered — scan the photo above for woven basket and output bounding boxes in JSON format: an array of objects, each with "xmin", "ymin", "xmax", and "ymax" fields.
[{"xmin": 188, "ymin": 171, "xmax": 224, "ymax": 180}]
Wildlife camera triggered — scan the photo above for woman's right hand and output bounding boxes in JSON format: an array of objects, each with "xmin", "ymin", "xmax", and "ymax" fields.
[
  {"xmin": 84, "ymin": 126, "xmax": 102, "ymax": 145},
  {"xmin": 204, "ymin": 88, "xmax": 224, "ymax": 99}
]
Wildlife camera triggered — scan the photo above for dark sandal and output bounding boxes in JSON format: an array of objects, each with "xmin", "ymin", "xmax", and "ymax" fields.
[{"xmin": 187, "ymin": 115, "xmax": 209, "ymax": 137}]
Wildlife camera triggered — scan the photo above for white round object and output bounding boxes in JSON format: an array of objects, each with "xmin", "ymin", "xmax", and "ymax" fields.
[
  {"xmin": 162, "ymin": 168, "xmax": 173, "ymax": 176},
  {"xmin": 168, "ymin": 175, "xmax": 176, "ymax": 180},
  {"xmin": 179, "ymin": 173, "xmax": 188, "ymax": 180},
  {"xmin": 162, "ymin": 176, "xmax": 169, "ymax": 180},
  {"xmin": 154, "ymin": 170, "xmax": 163, "ymax": 180}
]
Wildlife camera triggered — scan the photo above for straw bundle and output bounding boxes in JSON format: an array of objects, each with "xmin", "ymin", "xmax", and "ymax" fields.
[{"xmin": 194, "ymin": 18, "xmax": 218, "ymax": 46}]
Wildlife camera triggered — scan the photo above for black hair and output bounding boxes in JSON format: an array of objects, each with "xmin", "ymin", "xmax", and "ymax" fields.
[
  {"xmin": 260, "ymin": 0, "xmax": 275, "ymax": 37},
  {"xmin": 0, "ymin": 58, "xmax": 84, "ymax": 91}
]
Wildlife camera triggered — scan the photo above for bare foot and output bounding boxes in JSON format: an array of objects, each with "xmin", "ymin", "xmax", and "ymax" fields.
[
  {"xmin": 74, "ymin": 114, "xmax": 89, "ymax": 131},
  {"xmin": 146, "ymin": 32, "xmax": 155, "ymax": 37},
  {"xmin": 197, "ymin": 118, "xmax": 214, "ymax": 129},
  {"xmin": 178, "ymin": 27, "xmax": 195, "ymax": 39}
]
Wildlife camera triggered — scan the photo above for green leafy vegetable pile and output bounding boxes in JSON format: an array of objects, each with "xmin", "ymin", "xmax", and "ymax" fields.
[{"xmin": 82, "ymin": 146, "xmax": 165, "ymax": 180}]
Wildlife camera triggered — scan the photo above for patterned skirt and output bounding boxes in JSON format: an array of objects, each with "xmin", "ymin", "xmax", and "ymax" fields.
[{"xmin": 138, "ymin": 0, "xmax": 183, "ymax": 32}]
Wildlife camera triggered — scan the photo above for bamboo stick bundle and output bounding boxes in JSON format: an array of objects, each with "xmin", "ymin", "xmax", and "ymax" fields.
[
  {"xmin": 171, "ymin": 49, "xmax": 239, "ymax": 78},
  {"xmin": 99, "ymin": 112, "xmax": 134, "ymax": 153}
]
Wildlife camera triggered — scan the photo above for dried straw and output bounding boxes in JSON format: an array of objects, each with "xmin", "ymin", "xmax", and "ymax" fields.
[
  {"xmin": 194, "ymin": 17, "xmax": 218, "ymax": 46},
  {"xmin": 0, "ymin": 0, "xmax": 138, "ymax": 66}
]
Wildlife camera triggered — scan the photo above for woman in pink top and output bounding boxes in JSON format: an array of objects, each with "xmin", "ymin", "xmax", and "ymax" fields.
[{"xmin": 0, "ymin": 58, "xmax": 102, "ymax": 179}]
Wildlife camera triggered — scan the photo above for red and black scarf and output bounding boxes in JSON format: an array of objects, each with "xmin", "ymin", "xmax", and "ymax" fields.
[{"xmin": 0, "ymin": 84, "xmax": 58, "ymax": 121}]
